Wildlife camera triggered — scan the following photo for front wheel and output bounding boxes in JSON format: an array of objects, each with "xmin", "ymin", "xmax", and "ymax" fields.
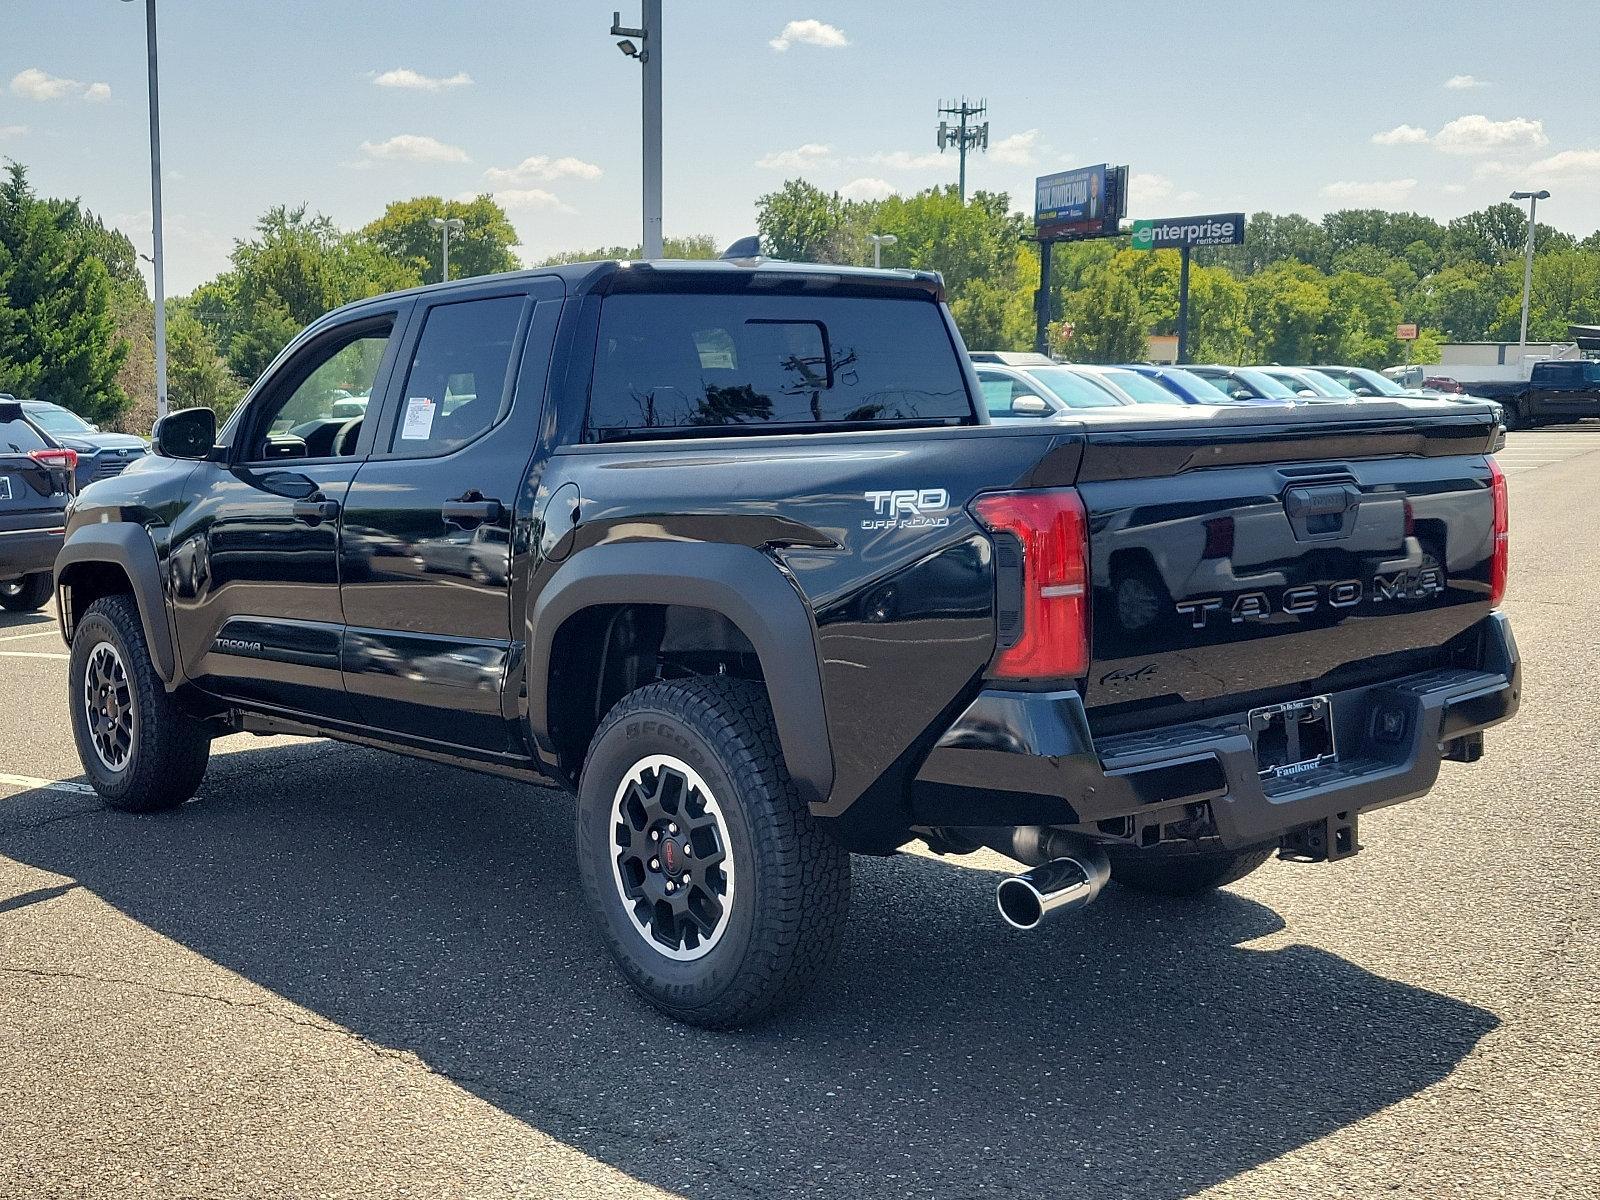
[
  {"xmin": 68, "ymin": 594, "xmax": 211, "ymax": 812},
  {"xmin": 1107, "ymin": 844, "xmax": 1274, "ymax": 896},
  {"xmin": 575, "ymin": 677, "xmax": 850, "ymax": 1028},
  {"xmin": 0, "ymin": 572, "xmax": 53, "ymax": 612}
]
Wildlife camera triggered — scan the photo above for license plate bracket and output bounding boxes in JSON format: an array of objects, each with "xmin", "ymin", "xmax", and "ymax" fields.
[{"xmin": 1248, "ymin": 696, "xmax": 1336, "ymax": 780}]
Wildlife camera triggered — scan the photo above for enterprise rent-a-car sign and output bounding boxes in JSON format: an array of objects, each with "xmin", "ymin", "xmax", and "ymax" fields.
[{"xmin": 1130, "ymin": 212, "xmax": 1246, "ymax": 250}]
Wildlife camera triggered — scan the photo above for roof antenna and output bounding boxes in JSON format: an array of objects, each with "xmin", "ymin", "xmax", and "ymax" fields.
[{"xmin": 720, "ymin": 235, "xmax": 763, "ymax": 262}]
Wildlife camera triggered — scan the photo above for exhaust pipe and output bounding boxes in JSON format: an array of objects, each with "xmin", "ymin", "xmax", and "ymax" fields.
[
  {"xmin": 945, "ymin": 826, "xmax": 1111, "ymax": 931},
  {"xmin": 996, "ymin": 854, "xmax": 1109, "ymax": 929}
]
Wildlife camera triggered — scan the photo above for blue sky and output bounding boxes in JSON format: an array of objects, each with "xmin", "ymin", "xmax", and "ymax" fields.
[{"xmin": 4, "ymin": 0, "xmax": 1598, "ymax": 294}]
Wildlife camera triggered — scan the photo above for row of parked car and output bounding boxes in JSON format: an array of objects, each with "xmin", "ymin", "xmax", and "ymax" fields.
[
  {"xmin": 970, "ymin": 352, "xmax": 1489, "ymax": 421},
  {"xmin": 0, "ymin": 395, "xmax": 148, "ymax": 611}
]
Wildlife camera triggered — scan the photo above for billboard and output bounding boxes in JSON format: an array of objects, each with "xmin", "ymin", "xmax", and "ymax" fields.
[
  {"xmin": 1129, "ymin": 212, "xmax": 1246, "ymax": 251},
  {"xmin": 1035, "ymin": 164, "xmax": 1126, "ymax": 242}
]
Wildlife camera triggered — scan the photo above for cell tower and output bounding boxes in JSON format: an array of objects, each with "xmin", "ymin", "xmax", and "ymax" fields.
[{"xmin": 936, "ymin": 98, "xmax": 989, "ymax": 203}]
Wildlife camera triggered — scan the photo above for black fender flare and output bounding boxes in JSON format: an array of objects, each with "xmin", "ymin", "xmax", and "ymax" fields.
[
  {"xmin": 527, "ymin": 542, "xmax": 835, "ymax": 809},
  {"xmin": 55, "ymin": 523, "xmax": 178, "ymax": 684}
]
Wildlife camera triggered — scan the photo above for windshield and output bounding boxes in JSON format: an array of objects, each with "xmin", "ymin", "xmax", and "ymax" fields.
[
  {"xmin": 1101, "ymin": 368, "xmax": 1186, "ymax": 405},
  {"xmin": 1025, "ymin": 366, "xmax": 1128, "ymax": 409},
  {"xmin": 1268, "ymin": 369, "xmax": 1351, "ymax": 398},
  {"xmin": 1162, "ymin": 368, "xmax": 1233, "ymax": 402},
  {"xmin": 1231, "ymin": 369, "xmax": 1297, "ymax": 399},
  {"xmin": 1346, "ymin": 367, "xmax": 1405, "ymax": 395},
  {"xmin": 27, "ymin": 404, "xmax": 94, "ymax": 434}
]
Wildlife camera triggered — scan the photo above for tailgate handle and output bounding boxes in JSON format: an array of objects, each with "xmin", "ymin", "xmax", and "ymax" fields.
[{"xmin": 1284, "ymin": 484, "xmax": 1361, "ymax": 540}]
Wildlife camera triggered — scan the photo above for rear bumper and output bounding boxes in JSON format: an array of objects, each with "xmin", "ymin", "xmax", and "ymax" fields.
[
  {"xmin": 0, "ymin": 519, "xmax": 66, "ymax": 581},
  {"xmin": 912, "ymin": 612, "xmax": 1520, "ymax": 849}
]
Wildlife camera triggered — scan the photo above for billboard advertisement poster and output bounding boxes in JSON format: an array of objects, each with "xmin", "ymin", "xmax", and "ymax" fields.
[
  {"xmin": 1036, "ymin": 165, "xmax": 1123, "ymax": 241},
  {"xmin": 1129, "ymin": 213, "xmax": 1246, "ymax": 251}
]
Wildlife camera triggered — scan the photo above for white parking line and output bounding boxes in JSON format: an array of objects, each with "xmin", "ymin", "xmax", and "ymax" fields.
[
  {"xmin": 0, "ymin": 628, "xmax": 60, "ymax": 642},
  {"xmin": 0, "ymin": 651, "xmax": 68, "ymax": 661},
  {"xmin": 0, "ymin": 773, "xmax": 96, "ymax": 797}
]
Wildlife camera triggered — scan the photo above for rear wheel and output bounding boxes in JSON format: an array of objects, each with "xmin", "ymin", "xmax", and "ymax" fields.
[
  {"xmin": 575, "ymin": 676, "xmax": 850, "ymax": 1028},
  {"xmin": 68, "ymin": 595, "xmax": 211, "ymax": 812},
  {"xmin": 0, "ymin": 572, "xmax": 53, "ymax": 612},
  {"xmin": 1107, "ymin": 844, "xmax": 1274, "ymax": 896}
]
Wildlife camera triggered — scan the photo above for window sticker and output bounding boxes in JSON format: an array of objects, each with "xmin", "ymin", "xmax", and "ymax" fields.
[{"xmin": 400, "ymin": 396, "xmax": 436, "ymax": 440}]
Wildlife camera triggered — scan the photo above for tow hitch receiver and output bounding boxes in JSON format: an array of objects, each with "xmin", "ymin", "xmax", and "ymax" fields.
[{"xmin": 1279, "ymin": 810, "xmax": 1361, "ymax": 863}]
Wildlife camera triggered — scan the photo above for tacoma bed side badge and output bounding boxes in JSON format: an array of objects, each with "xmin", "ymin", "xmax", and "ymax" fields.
[{"xmin": 862, "ymin": 488, "xmax": 951, "ymax": 531}]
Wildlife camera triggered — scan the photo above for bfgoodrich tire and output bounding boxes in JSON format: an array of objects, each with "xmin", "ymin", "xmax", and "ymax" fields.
[
  {"xmin": 68, "ymin": 594, "xmax": 211, "ymax": 812},
  {"xmin": 1107, "ymin": 844, "xmax": 1275, "ymax": 897},
  {"xmin": 0, "ymin": 572, "xmax": 53, "ymax": 612},
  {"xmin": 576, "ymin": 677, "xmax": 850, "ymax": 1028}
]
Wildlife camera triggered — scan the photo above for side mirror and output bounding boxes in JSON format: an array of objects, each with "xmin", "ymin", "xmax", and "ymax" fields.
[
  {"xmin": 152, "ymin": 407, "xmax": 217, "ymax": 459},
  {"xmin": 1010, "ymin": 394, "xmax": 1051, "ymax": 416},
  {"xmin": 1231, "ymin": 388, "xmax": 1253, "ymax": 401},
  {"xmin": 1354, "ymin": 387, "xmax": 1375, "ymax": 397}
]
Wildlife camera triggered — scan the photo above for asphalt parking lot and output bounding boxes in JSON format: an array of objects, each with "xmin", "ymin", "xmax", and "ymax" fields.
[{"xmin": 2, "ymin": 428, "xmax": 1598, "ymax": 1200}]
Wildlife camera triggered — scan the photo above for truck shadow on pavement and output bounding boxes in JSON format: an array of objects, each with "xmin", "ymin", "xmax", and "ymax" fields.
[{"xmin": 1, "ymin": 737, "xmax": 1499, "ymax": 1200}]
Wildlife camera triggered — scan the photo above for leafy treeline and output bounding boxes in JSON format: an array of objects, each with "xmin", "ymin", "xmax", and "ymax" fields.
[
  {"xmin": 6, "ymin": 154, "xmax": 1600, "ymax": 433},
  {"xmin": 755, "ymin": 179, "xmax": 1600, "ymax": 367}
]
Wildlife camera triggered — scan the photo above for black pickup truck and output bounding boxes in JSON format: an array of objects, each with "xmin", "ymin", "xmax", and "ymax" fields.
[
  {"xmin": 54, "ymin": 256, "xmax": 1518, "ymax": 1026},
  {"xmin": 1454, "ymin": 358, "xmax": 1600, "ymax": 428}
]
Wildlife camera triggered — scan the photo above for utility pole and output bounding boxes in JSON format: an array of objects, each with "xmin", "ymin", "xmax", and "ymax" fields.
[
  {"xmin": 1510, "ymin": 188, "xmax": 1550, "ymax": 370},
  {"xmin": 936, "ymin": 98, "xmax": 988, "ymax": 203},
  {"xmin": 429, "ymin": 216, "xmax": 463, "ymax": 282},
  {"xmin": 612, "ymin": 5, "xmax": 663, "ymax": 258},
  {"xmin": 123, "ymin": 0, "xmax": 167, "ymax": 420}
]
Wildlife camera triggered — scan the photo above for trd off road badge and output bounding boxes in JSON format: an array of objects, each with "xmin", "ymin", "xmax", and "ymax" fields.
[{"xmin": 862, "ymin": 488, "xmax": 951, "ymax": 531}]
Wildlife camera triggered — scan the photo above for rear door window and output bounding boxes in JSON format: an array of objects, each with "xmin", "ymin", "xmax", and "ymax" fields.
[
  {"xmin": 391, "ymin": 295, "xmax": 528, "ymax": 456},
  {"xmin": 587, "ymin": 292, "xmax": 972, "ymax": 438},
  {"xmin": 0, "ymin": 417, "xmax": 48, "ymax": 454}
]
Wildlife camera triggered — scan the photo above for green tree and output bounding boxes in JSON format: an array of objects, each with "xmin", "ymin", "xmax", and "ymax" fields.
[
  {"xmin": 166, "ymin": 307, "xmax": 241, "ymax": 415},
  {"xmin": 754, "ymin": 179, "xmax": 844, "ymax": 261},
  {"xmin": 1322, "ymin": 271, "xmax": 1403, "ymax": 367},
  {"xmin": 536, "ymin": 234, "xmax": 719, "ymax": 265},
  {"xmin": 1064, "ymin": 265, "xmax": 1147, "ymax": 363},
  {"xmin": 359, "ymin": 194, "xmax": 519, "ymax": 285},
  {"xmin": 1203, "ymin": 212, "xmax": 1329, "ymax": 274},
  {"xmin": 0, "ymin": 162, "xmax": 129, "ymax": 423},
  {"xmin": 1244, "ymin": 262, "xmax": 1330, "ymax": 363}
]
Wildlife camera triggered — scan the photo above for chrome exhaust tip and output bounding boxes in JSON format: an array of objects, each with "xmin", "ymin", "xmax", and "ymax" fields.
[{"xmin": 996, "ymin": 851, "xmax": 1110, "ymax": 930}]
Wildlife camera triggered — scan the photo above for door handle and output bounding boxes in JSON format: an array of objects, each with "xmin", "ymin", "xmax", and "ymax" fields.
[
  {"xmin": 442, "ymin": 498, "xmax": 503, "ymax": 524},
  {"xmin": 291, "ymin": 497, "xmax": 341, "ymax": 524}
]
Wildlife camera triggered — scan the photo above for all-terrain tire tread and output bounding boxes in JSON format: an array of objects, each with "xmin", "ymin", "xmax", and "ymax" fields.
[
  {"xmin": 581, "ymin": 676, "xmax": 849, "ymax": 1028},
  {"xmin": 72, "ymin": 594, "xmax": 210, "ymax": 812}
]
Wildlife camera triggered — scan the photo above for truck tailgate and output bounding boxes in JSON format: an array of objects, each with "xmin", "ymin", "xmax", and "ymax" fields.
[{"xmin": 1074, "ymin": 403, "xmax": 1500, "ymax": 728}]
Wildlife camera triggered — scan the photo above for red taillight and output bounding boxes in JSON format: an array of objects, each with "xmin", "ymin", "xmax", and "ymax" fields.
[
  {"xmin": 971, "ymin": 488, "xmax": 1090, "ymax": 680},
  {"xmin": 1488, "ymin": 456, "xmax": 1509, "ymax": 606},
  {"xmin": 28, "ymin": 447, "xmax": 78, "ymax": 470}
]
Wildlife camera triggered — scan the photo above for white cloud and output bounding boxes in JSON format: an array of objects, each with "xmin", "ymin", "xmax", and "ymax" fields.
[
  {"xmin": 1131, "ymin": 172, "xmax": 1175, "ymax": 204},
  {"xmin": 486, "ymin": 187, "xmax": 573, "ymax": 213},
  {"xmin": 1521, "ymin": 148, "xmax": 1600, "ymax": 180},
  {"xmin": 0, "ymin": 124, "xmax": 25, "ymax": 138},
  {"xmin": 1320, "ymin": 178, "xmax": 1419, "ymax": 206},
  {"xmin": 769, "ymin": 19, "xmax": 849, "ymax": 51},
  {"xmin": 1432, "ymin": 114, "xmax": 1547, "ymax": 155},
  {"xmin": 356, "ymin": 134, "xmax": 470, "ymax": 164},
  {"xmin": 372, "ymin": 68, "xmax": 473, "ymax": 92},
  {"xmin": 839, "ymin": 177, "xmax": 896, "ymax": 201},
  {"xmin": 865, "ymin": 149, "xmax": 944, "ymax": 171},
  {"xmin": 1176, "ymin": 189, "xmax": 1201, "ymax": 205},
  {"xmin": 484, "ymin": 154, "xmax": 602, "ymax": 182},
  {"xmin": 10, "ymin": 67, "xmax": 109, "ymax": 102},
  {"xmin": 990, "ymin": 128, "xmax": 1040, "ymax": 166},
  {"xmin": 1444, "ymin": 74, "xmax": 1488, "ymax": 90},
  {"xmin": 1442, "ymin": 183, "xmax": 1468, "ymax": 194},
  {"xmin": 755, "ymin": 143, "xmax": 834, "ymax": 170},
  {"xmin": 1372, "ymin": 123, "xmax": 1431, "ymax": 146}
]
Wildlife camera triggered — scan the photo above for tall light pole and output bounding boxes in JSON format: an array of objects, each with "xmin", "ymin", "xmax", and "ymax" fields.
[
  {"xmin": 867, "ymin": 233, "xmax": 897, "ymax": 269},
  {"xmin": 611, "ymin": 4, "xmax": 663, "ymax": 258},
  {"xmin": 429, "ymin": 216, "xmax": 464, "ymax": 281},
  {"xmin": 123, "ymin": 0, "xmax": 166, "ymax": 420},
  {"xmin": 1510, "ymin": 189, "xmax": 1550, "ymax": 367}
]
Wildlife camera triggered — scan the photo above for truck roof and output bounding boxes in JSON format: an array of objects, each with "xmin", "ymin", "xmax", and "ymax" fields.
[{"xmin": 314, "ymin": 257, "xmax": 946, "ymax": 331}]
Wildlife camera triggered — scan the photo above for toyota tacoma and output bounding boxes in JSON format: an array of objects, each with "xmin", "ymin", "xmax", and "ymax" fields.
[{"xmin": 54, "ymin": 253, "xmax": 1518, "ymax": 1026}]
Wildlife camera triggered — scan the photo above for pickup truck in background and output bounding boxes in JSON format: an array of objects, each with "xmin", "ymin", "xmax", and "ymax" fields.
[
  {"xmin": 53, "ymin": 254, "xmax": 1518, "ymax": 1028},
  {"xmin": 1449, "ymin": 359, "xmax": 1600, "ymax": 428}
]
